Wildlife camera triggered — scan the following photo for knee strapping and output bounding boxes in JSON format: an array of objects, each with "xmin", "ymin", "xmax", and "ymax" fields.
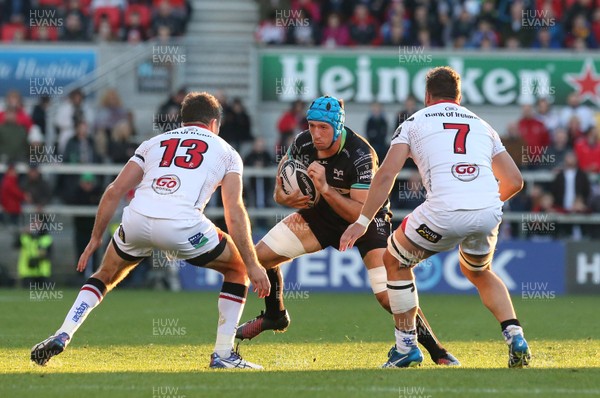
[
  {"xmin": 459, "ymin": 249, "xmax": 493, "ymax": 271},
  {"xmin": 387, "ymin": 280, "xmax": 419, "ymax": 314},
  {"xmin": 387, "ymin": 234, "xmax": 422, "ymax": 268},
  {"xmin": 368, "ymin": 266, "xmax": 387, "ymax": 294}
]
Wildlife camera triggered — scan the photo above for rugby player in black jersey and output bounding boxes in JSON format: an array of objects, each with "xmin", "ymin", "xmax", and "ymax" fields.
[{"xmin": 236, "ymin": 96, "xmax": 459, "ymax": 365}]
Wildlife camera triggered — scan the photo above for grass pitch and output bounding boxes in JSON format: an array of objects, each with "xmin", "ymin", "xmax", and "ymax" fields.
[{"xmin": 1, "ymin": 289, "xmax": 599, "ymax": 398}]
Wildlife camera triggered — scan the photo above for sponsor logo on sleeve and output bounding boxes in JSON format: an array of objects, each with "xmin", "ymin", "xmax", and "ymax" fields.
[
  {"xmin": 356, "ymin": 163, "xmax": 373, "ymax": 183},
  {"xmin": 152, "ymin": 174, "xmax": 181, "ymax": 195},
  {"xmin": 451, "ymin": 163, "xmax": 480, "ymax": 182},
  {"xmin": 416, "ymin": 224, "xmax": 442, "ymax": 243}
]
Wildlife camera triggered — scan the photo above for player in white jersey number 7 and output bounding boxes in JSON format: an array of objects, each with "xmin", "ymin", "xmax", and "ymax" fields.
[
  {"xmin": 341, "ymin": 66, "xmax": 532, "ymax": 369},
  {"xmin": 31, "ymin": 92, "xmax": 270, "ymax": 369}
]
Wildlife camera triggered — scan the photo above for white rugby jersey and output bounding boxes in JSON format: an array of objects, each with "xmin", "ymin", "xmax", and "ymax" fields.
[
  {"xmin": 128, "ymin": 125, "xmax": 242, "ymax": 219},
  {"xmin": 391, "ymin": 101, "xmax": 505, "ymax": 211}
]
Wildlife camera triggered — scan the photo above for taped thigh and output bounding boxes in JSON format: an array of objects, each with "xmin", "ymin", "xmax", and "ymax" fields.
[{"xmin": 261, "ymin": 221, "xmax": 307, "ymax": 259}]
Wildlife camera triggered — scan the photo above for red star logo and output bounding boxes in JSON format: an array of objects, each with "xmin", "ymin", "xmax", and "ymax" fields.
[{"xmin": 564, "ymin": 59, "xmax": 600, "ymax": 106}]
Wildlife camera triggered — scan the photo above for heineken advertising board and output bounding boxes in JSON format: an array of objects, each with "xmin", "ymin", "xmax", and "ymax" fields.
[{"xmin": 259, "ymin": 50, "xmax": 600, "ymax": 106}]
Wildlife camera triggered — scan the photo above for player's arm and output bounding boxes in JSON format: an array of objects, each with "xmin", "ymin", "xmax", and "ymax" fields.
[
  {"xmin": 76, "ymin": 161, "xmax": 143, "ymax": 271},
  {"xmin": 492, "ymin": 151, "xmax": 524, "ymax": 201},
  {"xmin": 306, "ymin": 161, "xmax": 366, "ymax": 223},
  {"xmin": 221, "ymin": 172, "xmax": 270, "ymax": 297},
  {"xmin": 361, "ymin": 143, "xmax": 409, "ymax": 220},
  {"xmin": 273, "ymin": 153, "xmax": 311, "ymax": 208},
  {"xmin": 339, "ymin": 144, "xmax": 410, "ymax": 251},
  {"xmin": 486, "ymin": 120, "xmax": 524, "ymax": 202}
]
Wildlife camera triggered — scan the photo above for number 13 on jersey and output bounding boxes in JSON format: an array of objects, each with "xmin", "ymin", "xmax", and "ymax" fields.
[{"xmin": 160, "ymin": 138, "xmax": 209, "ymax": 169}]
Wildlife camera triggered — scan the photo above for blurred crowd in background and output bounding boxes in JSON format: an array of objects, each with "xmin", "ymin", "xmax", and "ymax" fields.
[
  {"xmin": 256, "ymin": 0, "xmax": 600, "ymax": 49},
  {"xmin": 7, "ymin": 0, "xmax": 598, "ymax": 48},
  {"xmin": 0, "ymin": 0, "xmax": 192, "ymax": 43}
]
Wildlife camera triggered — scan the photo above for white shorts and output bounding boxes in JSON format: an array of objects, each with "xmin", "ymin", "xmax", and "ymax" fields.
[
  {"xmin": 112, "ymin": 207, "xmax": 222, "ymax": 261},
  {"xmin": 402, "ymin": 202, "xmax": 502, "ymax": 255}
]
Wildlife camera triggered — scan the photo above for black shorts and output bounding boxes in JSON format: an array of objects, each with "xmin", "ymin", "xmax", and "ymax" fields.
[
  {"xmin": 298, "ymin": 208, "xmax": 391, "ymax": 257},
  {"xmin": 186, "ymin": 235, "xmax": 227, "ymax": 268}
]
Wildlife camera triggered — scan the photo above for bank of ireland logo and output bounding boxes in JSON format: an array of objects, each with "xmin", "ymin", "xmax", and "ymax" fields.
[{"xmin": 152, "ymin": 174, "xmax": 181, "ymax": 195}]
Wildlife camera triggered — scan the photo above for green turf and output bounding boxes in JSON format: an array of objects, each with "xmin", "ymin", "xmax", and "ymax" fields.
[{"xmin": 1, "ymin": 289, "xmax": 599, "ymax": 398}]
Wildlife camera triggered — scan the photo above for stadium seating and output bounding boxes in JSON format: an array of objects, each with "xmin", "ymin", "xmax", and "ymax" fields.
[
  {"xmin": 0, "ymin": 23, "xmax": 26, "ymax": 42},
  {"xmin": 125, "ymin": 4, "xmax": 152, "ymax": 29},
  {"xmin": 153, "ymin": 0, "xmax": 186, "ymax": 9},
  {"xmin": 93, "ymin": 7, "xmax": 122, "ymax": 33},
  {"xmin": 29, "ymin": 26, "xmax": 60, "ymax": 41}
]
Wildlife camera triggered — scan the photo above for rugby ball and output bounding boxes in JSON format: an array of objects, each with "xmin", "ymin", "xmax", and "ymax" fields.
[{"xmin": 279, "ymin": 158, "xmax": 320, "ymax": 206}]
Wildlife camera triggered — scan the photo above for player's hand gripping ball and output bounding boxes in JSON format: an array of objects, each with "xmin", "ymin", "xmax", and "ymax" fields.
[{"xmin": 279, "ymin": 158, "xmax": 320, "ymax": 207}]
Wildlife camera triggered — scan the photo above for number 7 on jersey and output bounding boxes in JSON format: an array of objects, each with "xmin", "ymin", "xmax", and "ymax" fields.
[{"xmin": 444, "ymin": 123, "xmax": 470, "ymax": 155}]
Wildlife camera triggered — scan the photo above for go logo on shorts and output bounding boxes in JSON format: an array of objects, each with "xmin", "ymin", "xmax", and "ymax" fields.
[
  {"xmin": 152, "ymin": 174, "xmax": 181, "ymax": 195},
  {"xmin": 451, "ymin": 162, "xmax": 479, "ymax": 182}
]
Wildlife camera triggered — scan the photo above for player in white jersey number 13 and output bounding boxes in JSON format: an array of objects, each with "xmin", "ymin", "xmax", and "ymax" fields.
[
  {"xmin": 31, "ymin": 92, "xmax": 270, "ymax": 369},
  {"xmin": 341, "ymin": 66, "xmax": 532, "ymax": 369}
]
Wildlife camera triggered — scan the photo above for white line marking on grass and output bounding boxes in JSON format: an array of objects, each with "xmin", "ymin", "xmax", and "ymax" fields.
[{"xmin": 7, "ymin": 384, "xmax": 600, "ymax": 395}]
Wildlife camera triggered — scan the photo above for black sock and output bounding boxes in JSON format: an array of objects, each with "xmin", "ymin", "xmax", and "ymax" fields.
[
  {"xmin": 416, "ymin": 313, "xmax": 447, "ymax": 361},
  {"xmin": 221, "ymin": 281, "xmax": 248, "ymax": 298},
  {"xmin": 264, "ymin": 268, "xmax": 285, "ymax": 319},
  {"xmin": 85, "ymin": 277, "xmax": 107, "ymax": 296},
  {"xmin": 500, "ymin": 319, "xmax": 520, "ymax": 332}
]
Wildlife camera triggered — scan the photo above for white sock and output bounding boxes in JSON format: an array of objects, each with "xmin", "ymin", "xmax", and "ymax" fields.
[
  {"xmin": 56, "ymin": 278, "xmax": 106, "ymax": 340},
  {"xmin": 387, "ymin": 279, "xmax": 419, "ymax": 354},
  {"xmin": 502, "ymin": 325, "xmax": 524, "ymax": 345},
  {"xmin": 395, "ymin": 328, "xmax": 417, "ymax": 354},
  {"xmin": 214, "ymin": 283, "xmax": 247, "ymax": 357}
]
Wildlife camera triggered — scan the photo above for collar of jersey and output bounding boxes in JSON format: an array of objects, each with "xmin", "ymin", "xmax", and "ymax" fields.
[
  {"xmin": 429, "ymin": 99, "xmax": 460, "ymax": 106},
  {"xmin": 336, "ymin": 127, "xmax": 348, "ymax": 155},
  {"xmin": 183, "ymin": 123, "xmax": 210, "ymax": 129}
]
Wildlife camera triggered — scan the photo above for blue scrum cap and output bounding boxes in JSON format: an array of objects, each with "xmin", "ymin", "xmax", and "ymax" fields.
[{"xmin": 306, "ymin": 95, "xmax": 345, "ymax": 144}]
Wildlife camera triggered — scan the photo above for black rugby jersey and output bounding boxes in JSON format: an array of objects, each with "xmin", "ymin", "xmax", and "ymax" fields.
[{"xmin": 286, "ymin": 127, "xmax": 391, "ymax": 225}]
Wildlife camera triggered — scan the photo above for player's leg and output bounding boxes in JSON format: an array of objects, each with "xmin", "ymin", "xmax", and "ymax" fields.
[
  {"xmin": 458, "ymin": 209, "xmax": 530, "ymax": 368},
  {"xmin": 236, "ymin": 212, "xmax": 321, "ymax": 340},
  {"xmin": 361, "ymin": 233, "xmax": 459, "ymax": 366},
  {"xmin": 459, "ymin": 251, "xmax": 530, "ymax": 367},
  {"xmin": 382, "ymin": 226, "xmax": 436, "ymax": 368},
  {"xmin": 363, "ymin": 249, "xmax": 390, "ymax": 309},
  {"xmin": 414, "ymin": 308, "xmax": 459, "ymax": 365},
  {"xmin": 31, "ymin": 241, "xmax": 143, "ymax": 365},
  {"xmin": 187, "ymin": 232, "xmax": 261, "ymax": 369},
  {"xmin": 459, "ymin": 251, "xmax": 515, "ymax": 321}
]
